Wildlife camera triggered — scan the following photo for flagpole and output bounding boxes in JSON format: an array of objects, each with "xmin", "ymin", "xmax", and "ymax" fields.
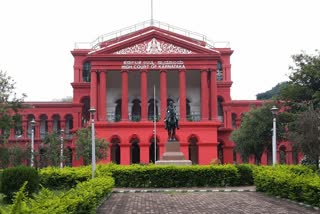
[
  {"xmin": 151, "ymin": 0, "xmax": 154, "ymax": 25},
  {"xmin": 153, "ymin": 84, "xmax": 157, "ymax": 163}
]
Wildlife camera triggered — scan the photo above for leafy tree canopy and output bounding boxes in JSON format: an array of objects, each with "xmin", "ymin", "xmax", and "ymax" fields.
[
  {"xmin": 279, "ymin": 50, "xmax": 320, "ymax": 111},
  {"xmin": 0, "ymin": 70, "xmax": 26, "ymax": 142},
  {"xmin": 256, "ymin": 82, "xmax": 288, "ymax": 100},
  {"xmin": 75, "ymin": 127, "xmax": 108, "ymax": 165}
]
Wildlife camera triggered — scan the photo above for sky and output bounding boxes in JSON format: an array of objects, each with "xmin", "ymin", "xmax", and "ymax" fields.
[{"xmin": 0, "ymin": 0, "xmax": 319, "ymax": 101}]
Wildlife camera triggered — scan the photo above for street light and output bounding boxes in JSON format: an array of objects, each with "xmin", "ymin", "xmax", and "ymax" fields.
[
  {"xmin": 89, "ymin": 107, "xmax": 96, "ymax": 178},
  {"xmin": 30, "ymin": 119, "xmax": 36, "ymax": 167},
  {"xmin": 60, "ymin": 129, "xmax": 64, "ymax": 168},
  {"xmin": 271, "ymin": 105, "xmax": 279, "ymax": 167}
]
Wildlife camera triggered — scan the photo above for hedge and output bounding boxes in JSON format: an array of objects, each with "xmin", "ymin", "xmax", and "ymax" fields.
[
  {"xmin": 254, "ymin": 165, "xmax": 320, "ymax": 207},
  {"xmin": 104, "ymin": 164, "xmax": 245, "ymax": 187},
  {"xmin": 6, "ymin": 176, "xmax": 114, "ymax": 214}
]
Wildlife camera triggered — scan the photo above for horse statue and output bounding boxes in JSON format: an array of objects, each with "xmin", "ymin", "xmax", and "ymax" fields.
[{"xmin": 164, "ymin": 101, "xmax": 179, "ymax": 141}]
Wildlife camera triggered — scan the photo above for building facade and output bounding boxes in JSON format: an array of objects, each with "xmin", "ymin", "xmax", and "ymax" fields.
[{"xmin": 9, "ymin": 21, "xmax": 296, "ymax": 166}]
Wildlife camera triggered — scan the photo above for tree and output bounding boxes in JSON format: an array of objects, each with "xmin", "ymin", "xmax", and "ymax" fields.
[
  {"xmin": 256, "ymin": 82, "xmax": 288, "ymax": 100},
  {"xmin": 279, "ymin": 50, "xmax": 320, "ymax": 111},
  {"xmin": 39, "ymin": 132, "xmax": 66, "ymax": 167},
  {"xmin": 278, "ymin": 51, "xmax": 320, "ymax": 166},
  {"xmin": 231, "ymin": 104, "xmax": 289, "ymax": 164},
  {"xmin": 0, "ymin": 70, "xmax": 26, "ymax": 143},
  {"xmin": 289, "ymin": 108, "xmax": 320, "ymax": 169},
  {"xmin": 75, "ymin": 127, "xmax": 108, "ymax": 165}
]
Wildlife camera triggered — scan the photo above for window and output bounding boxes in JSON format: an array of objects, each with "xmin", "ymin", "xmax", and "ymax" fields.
[
  {"xmin": 217, "ymin": 61, "xmax": 223, "ymax": 81},
  {"xmin": 82, "ymin": 62, "xmax": 91, "ymax": 82}
]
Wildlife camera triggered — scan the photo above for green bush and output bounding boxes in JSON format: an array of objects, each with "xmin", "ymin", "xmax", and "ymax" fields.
[
  {"xmin": 6, "ymin": 176, "xmax": 115, "ymax": 214},
  {"xmin": 253, "ymin": 165, "xmax": 320, "ymax": 207},
  {"xmin": 0, "ymin": 166, "xmax": 39, "ymax": 201},
  {"xmin": 105, "ymin": 164, "xmax": 242, "ymax": 188},
  {"xmin": 234, "ymin": 164, "xmax": 255, "ymax": 185}
]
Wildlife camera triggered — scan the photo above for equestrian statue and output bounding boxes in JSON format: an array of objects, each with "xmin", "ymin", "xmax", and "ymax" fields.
[{"xmin": 164, "ymin": 101, "xmax": 179, "ymax": 141}]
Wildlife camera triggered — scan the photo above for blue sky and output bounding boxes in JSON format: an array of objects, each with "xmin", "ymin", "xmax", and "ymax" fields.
[{"xmin": 0, "ymin": 0, "xmax": 319, "ymax": 101}]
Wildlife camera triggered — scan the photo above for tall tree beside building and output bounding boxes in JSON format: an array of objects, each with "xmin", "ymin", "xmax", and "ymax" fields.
[
  {"xmin": 0, "ymin": 70, "xmax": 26, "ymax": 142},
  {"xmin": 278, "ymin": 51, "xmax": 320, "ymax": 167},
  {"xmin": 75, "ymin": 127, "xmax": 108, "ymax": 165}
]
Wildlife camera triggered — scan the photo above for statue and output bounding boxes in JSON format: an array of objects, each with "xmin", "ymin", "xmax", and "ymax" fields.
[{"xmin": 164, "ymin": 101, "xmax": 179, "ymax": 141}]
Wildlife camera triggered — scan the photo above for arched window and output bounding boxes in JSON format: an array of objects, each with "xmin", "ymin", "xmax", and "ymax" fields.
[
  {"xmin": 65, "ymin": 114, "xmax": 73, "ymax": 138},
  {"xmin": 188, "ymin": 135, "xmax": 198, "ymax": 164},
  {"xmin": 13, "ymin": 114, "xmax": 23, "ymax": 138},
  {"xmin": 232, "ymin": 113, "xmax": 237, "ymax": 129},
  {"xmin": 279, "ymin": 146, "xmax": 287, "ymax": 164},
  {"xmin": 148, "ymin": 99, "xmax": 159, "ymax": 121},
  {"xmin": 186, "ymin": 99, "xmax": 191, "ymax": 120},
  {"xmin": 115, "ymin": 99, "xmax": 122, "ymax": 122},
  {"xmin": 82, "ymin": 62, "xmax": 91, "ymax": 82},
  {"xmin": 27, "ymin": 114, "xmax": 35, "ymax": 139},
  {"xmin": 80, "ymin": 97, "xmax": 90, "ymax": 126},
  {"xmin": 217, "ymin": 61, "xmax": 223, "ymax": 81},
  {"xmin": 131, "ymin": 99, "xmax": 141, "ymax": 122},
  {"xmin": 39, "ymin": 114, "xmax": 48, "ymax": 139},
  {"xmin": 218, "ymin": 97, "xmax": 224, "ymax": 122},
  {"xmin": 52, "ymin": 115, "xmax": 61, "ymax": 133}
]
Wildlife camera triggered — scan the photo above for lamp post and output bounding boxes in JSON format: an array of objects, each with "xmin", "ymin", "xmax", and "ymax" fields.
[
  {"xmin": 30, "ymin": 119, "xmax": 36, "ymax": 167},
  {"xmin": 271, "ymin": 105, "xmax": 278, "ymax": 167},
  {"xmin": 89, "ymin": 107, "xmax": 96, "ymax": 178},
  {"xmin": 60, "ymin": 129, "xmax": 64, "ymax": 168}
]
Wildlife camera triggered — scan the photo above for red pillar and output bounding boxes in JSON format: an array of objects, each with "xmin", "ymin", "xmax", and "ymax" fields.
[
  {"xmin": 90, "ymin": 70, "xmax": 98, "ymax": 120},
  {"xmin": 120, "ymin": 144, "xmax": 130, "ymax": 165},
  {"xmin": 160, "ymin": 70, "xmax": 167, "ymax": 120},
  {"xmin": 179, "ymin": 69, "xmax": 186, "ymax": 121},
  {"xmin": 201, "ymin": 70, "xmax": 208, "ymax": 121},
  {"xmin": 140, "ymin": 70, "xmax": 148, "ymax": 121},
  {"xmin": 99, "ymin": 71, "xmax": 107, "ymax": 121},
  {"xmin": 210, "ymin": 68, "xmax": 218, "ymax": 120},
  {"xmin": 121, "ymin": 70, "xmax": 128, "ymax": 121},
  {"xmin": 140, "ymin": 144, "xmax": 149, "ymax": 164}
]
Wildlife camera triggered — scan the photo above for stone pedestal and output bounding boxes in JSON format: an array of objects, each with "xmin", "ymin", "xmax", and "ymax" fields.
[{"xmin": 156, "ymin": 141, "xmax": 192, "ymax": 165}]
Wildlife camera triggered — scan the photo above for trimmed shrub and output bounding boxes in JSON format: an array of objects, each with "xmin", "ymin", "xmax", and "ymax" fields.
[
  {"xmin": 106, "ymin": 164, "xmax": 241, "ymax": 188},
  {"xmin": 7, "ymin": 176, "xmax": 115, "ymax": 214},
  {"xmin": 234, "ymin": 164, "xmax": 255, "ymax": 185},
  {"xmin": 0, "ymin": 166, "xmax": 39, "ymax": 201}
]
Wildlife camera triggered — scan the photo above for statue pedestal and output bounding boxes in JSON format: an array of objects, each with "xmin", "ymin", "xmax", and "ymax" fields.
[{"xmin": 156, "ymin": 141, "xmax": 192, "ymax": 166}]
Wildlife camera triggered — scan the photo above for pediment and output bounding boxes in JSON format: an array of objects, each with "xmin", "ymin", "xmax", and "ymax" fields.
[
  {"xmin": 114, "ymin": 38, "xmax": 194, "ymax": 55},
  {"xmin": 89, "ymin": 27, "xmax": 219, "ymax": 56}
]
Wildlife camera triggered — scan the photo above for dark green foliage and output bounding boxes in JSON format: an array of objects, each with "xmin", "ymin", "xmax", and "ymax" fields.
[
  {"xmin": 9, "ymin": 146, "xmax": 26, "ymax": 167},
  {"xmin": 234, "ymin": 164, "xmax": 255, "ymax": 185},
  {"xmin": 0, "ymin": 166, "xmax": 39, "ymax": 201},
  {"xmin": 0, "ymin": 147, "xmax": 10, "ymax": 169},
  {"xmin": 105, "ymin": 164, "xmax": 245, "ymax": 188},
  {"xmin": 256, "ymin": 82, "xmax": 288, "ymax": 100}
]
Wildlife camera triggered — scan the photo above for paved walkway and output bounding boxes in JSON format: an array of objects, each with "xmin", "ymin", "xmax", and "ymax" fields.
[{"xmin": 97, "ymin": 187, "xmax": 319, "ymax": 214}]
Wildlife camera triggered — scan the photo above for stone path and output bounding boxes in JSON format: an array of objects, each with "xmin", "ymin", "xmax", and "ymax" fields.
[{"xmin": 97, "ymin": 187, "xmax": 319, "ymax": 214}]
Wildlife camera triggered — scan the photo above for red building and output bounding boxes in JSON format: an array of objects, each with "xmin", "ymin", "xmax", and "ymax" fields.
[{"xmin": 10, "ymin": 20, "xmax": 296, "ymax": 166}]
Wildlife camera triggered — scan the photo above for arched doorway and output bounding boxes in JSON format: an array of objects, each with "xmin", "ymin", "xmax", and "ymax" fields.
[
  {"xmin": 218, "ymin": 142, "xmax": 224, "ymax": 164},
  {"xmin": 111, "ymin": 137, "xmax": 121, "ymax": 164},
  {"xmin": 279, "ymin": 145, "xmax": 287, "ymax": 164},
  {"xmin": 130, "ymin": 137, "xmax": 140, "ymax": 164},
  {"xmin": 149, "ymin": 137, "xmax": 159, "ymax": 163},
  {"xmin": 188, "ymin": 135, "xmax": 198, "ymax": 164}
]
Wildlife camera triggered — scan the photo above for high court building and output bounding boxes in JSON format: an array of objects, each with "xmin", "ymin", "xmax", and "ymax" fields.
[{"xmin": 13, "ymin": 20, "xmax": 294, "ymax": 166}]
